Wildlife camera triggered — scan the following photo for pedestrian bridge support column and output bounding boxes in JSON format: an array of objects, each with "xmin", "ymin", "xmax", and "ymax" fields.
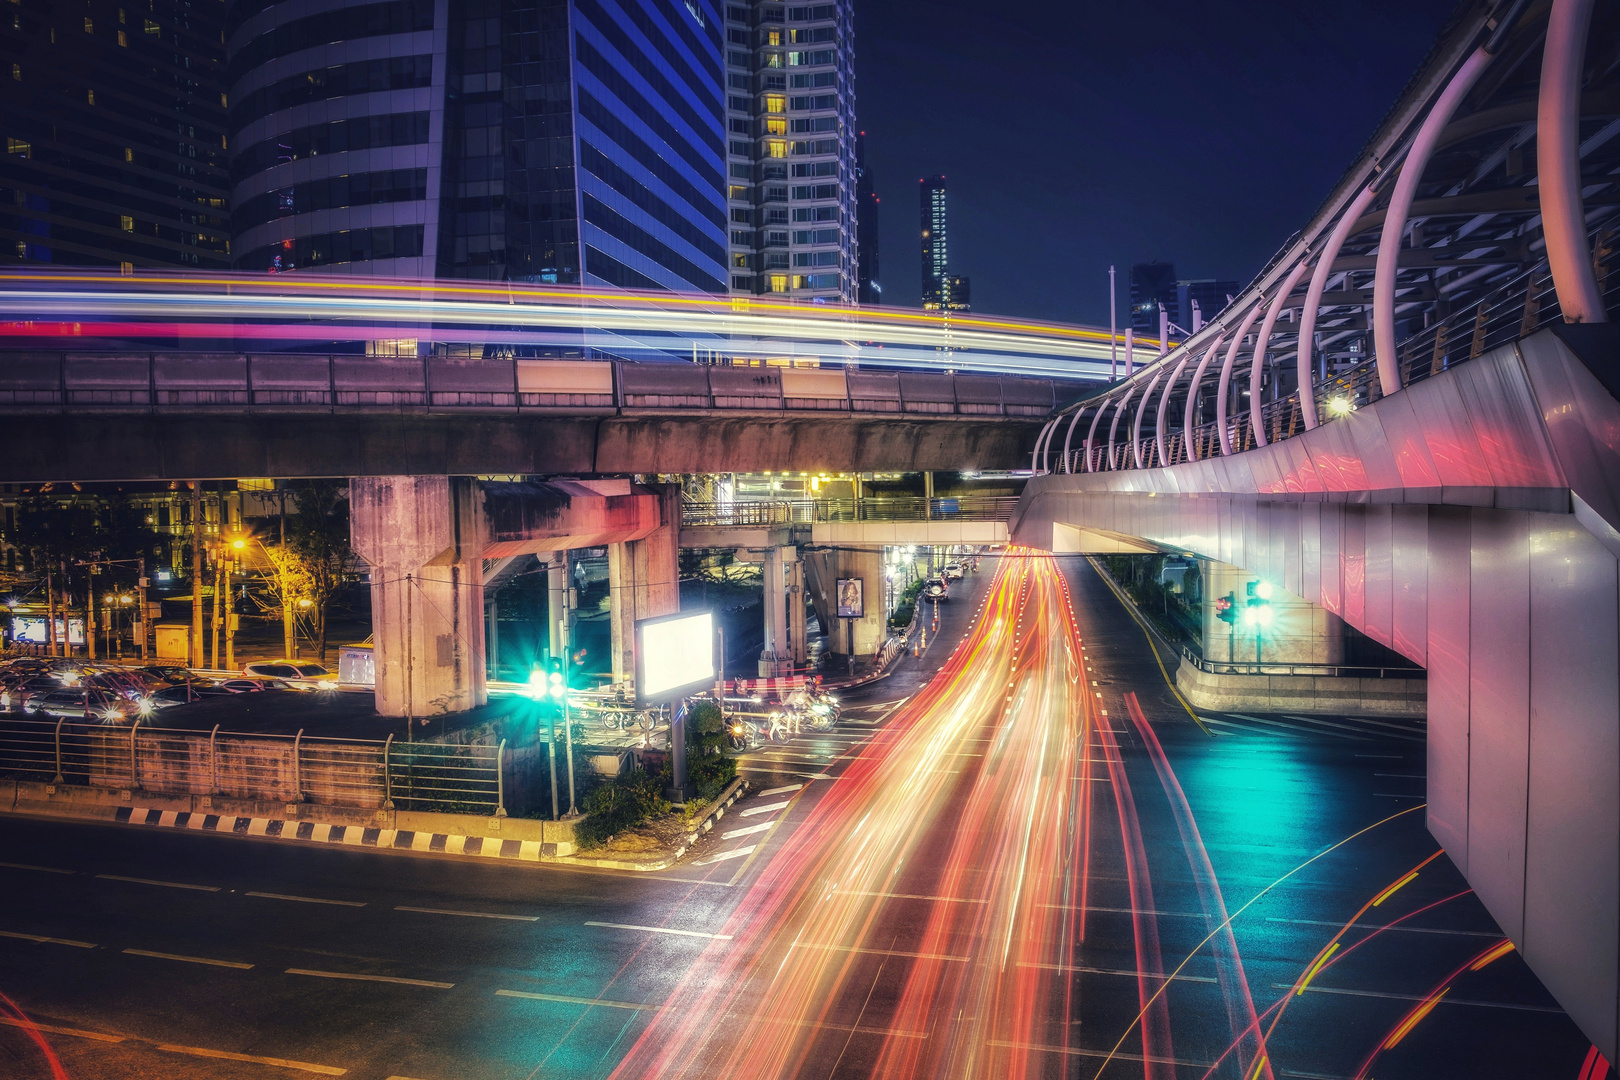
[
  {"xmin": 608, "ymin": 485, "xmax": 681, "ymax": 687},
  {"xmin": 350, "ymin": 476, "xmax": 487, "ymax": 720},
  {"xmin": 759, "ymin": 545, "xmax": 792, "ymax": 677}
]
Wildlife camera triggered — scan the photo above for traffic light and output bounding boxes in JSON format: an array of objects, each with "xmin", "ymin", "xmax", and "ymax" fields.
[
  {"xmin": 1245, "ymin": 580, "xmax": 1274, "ymax": 626},
  {"xmin": 1215, "ymin": 592, "xmax": 1237, "ymax": 624}
]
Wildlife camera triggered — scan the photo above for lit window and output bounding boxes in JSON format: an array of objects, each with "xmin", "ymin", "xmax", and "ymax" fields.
[
  {"xmin": 765, "ymin": 116, "xmax": 786, "ymax": 135},
  {"xmin": 83, "ymin": 16, "xmax": 92, "ymax": 31},
  {"xmin": 768, "ymin": 140, "xmax": 786, "ymax": 158},
  {"xmin": 119, "ymin": 262, "xmax": 133, "ymax": 275},
  {"xmin": 766, "ymin": 52, "xmax": 782, "ymax": 67},
  {"xmin": 769, "ymin": 274, "xmax": 788, "ymax": 293},
  {"xmin": 732, "ymin": 252, "xmax": 749, "ymax": 268},
  {"xmin": 765, "ymin": 94, "xmax": 785, "ymax": 113},
  {"xmin": 767, "ymin": 29, "xmax": 780, "ymax": 45},
  {"xmin": 117, "ymin": 8, "xmax": 125, "ymax": 22},
  {"xmin": 10, "ymin": 63, "xmax": 19, "ymax": 81},
  {"xmin": 86, "ymin": 89, "xmax": 94, "ymax": 104},
  {"xmin": 124, "ymin": 147, "xmax": 132, "ymax": 161},
  {"xmin": 6, "ymin": 138, "xmax": 28, "ymax": 156},
  {"xmin": 117, "ymin": 30, "xmax": 126, "ymax": 45},
  {"xmin": 143, "ymin": 18, "xmax": 159, "ymax": 34},
  {"xmin": 120, "ymin": 215, "xmax": 134, "ymax": 231}
]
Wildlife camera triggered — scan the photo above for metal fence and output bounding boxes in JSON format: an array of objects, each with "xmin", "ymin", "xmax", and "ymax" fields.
[
  {"xmin": 1182, "ymin": 645, "xmax": 1423, "ymax": 680},
  {"xmin": 0, "ymin": 717, "xmax": 507, "ymax": 814},
  {"xmin": 682, "ymin": 496, "xmax": 1020, "ymax": 528}
]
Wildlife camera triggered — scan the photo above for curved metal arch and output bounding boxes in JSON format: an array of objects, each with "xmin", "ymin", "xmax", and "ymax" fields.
[
  {"xmin": 1031, "ymin": 416, "xmax": 1061, "ymax": 473},
  {"xmin": 1249, "ymin": 258, "xmax": 1314, "ymax": 449},
  {"xmin": 1297, "ymin": 183, "xmax": 1380, "ymax": 430},
  {"xmin": 1539, "ymin": 0, "xmax": 1608, "ymax": 324},
  {"xmin": 1372, "ymin": 43, "xmax": 1494, "ymax": 396},
  {"xmin": 1181, "ymin": 331, "xmax": 1226, "ymax": 463},
  {"xmin": 1216, "ymin": 298, "xmax": 1269, "ymax": 455},
  {"xmin": 1132, "ymin": 369, "xmax": 1167, "ymax": 469},
  {"xmin": 1060, "ymin": 406, "xmax": 1087, "ymax": 473},
  {"xmin": 1155, "ymin": 348, "xmax": 1195, "ymax": 467},
  {"xmin": 1084, "ymin": 400, "xmax": 1110, "ymax": 472},
  {"xmin": 1104, "ymin": 387, "xmax": 1137, "ymax": 471}
]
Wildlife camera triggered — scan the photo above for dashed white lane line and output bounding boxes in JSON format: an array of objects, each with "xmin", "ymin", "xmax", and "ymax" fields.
[
  {"xmin": 0, "ymin": 1016, "xmax": 123, "ymax": 1042},
  {"xmin": 788, "ymin": 942, "xmax": 969, "ymax": 962},
  {"xmin": 720, "ymin": 821, "xmax": 773, "ymax": 840},
  {"xmin": 584, "ymin": 921, "xmax": 733, "ymax": 940},
  {"xmin": 285, "ymin": 968, "xmax": 454, "ymax": 989},
  {"xmin": 95, "ymin": 873, "xmax": 219, "ymax": 892},
  {"xmin": 0, "ymin": 861, "xmax": 74, "ymax": 875},
  {"xmin": 738, "ymin": 800, "xmax": 791, "ymax": 818},
  {"xmin": 0, "ymin": 929, "xmax": 97, "ymax": 948},
  {"xmin": 694, "ymin": 845, "xmax": 757, "ymax": 865},
  {"xmin": 247, "ymin": 891, "xmax": 366, "ymax": 908},
  {"xmin": 496, "ymin": 989, "xmax": 665, "ymax": 1011},
  {"xmin": 757, "ymin": 783, "xmax": 804, "ymax": 797},
  {"xmin": 394, "ymin": 905, "xmax": 538, "ymax": 922},
  {"xmin": 124, "ymin": 948, "xmax": 253, "ymax": 970},
  {"xmin": 155, "ymin": 1043, "xmax": 347, "ymax": 1075}
]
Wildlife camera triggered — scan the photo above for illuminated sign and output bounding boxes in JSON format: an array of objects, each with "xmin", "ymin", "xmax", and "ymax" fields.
[
  {"xmin": 635, "ymin": 610, "xmax": 716, "ymax": 706},
  {"xmin": 836, "ymin": 577, "xmax": 864, "ymax": 619}
]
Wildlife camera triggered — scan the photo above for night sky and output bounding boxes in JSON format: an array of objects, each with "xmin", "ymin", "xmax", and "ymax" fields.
[{"xmin": 855, "ymin": 0, "xmax": 1459, "ymax": 326}]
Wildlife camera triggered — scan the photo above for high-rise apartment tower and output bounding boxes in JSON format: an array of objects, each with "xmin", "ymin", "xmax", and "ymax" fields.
[
  {"xmin": 722, "ymin": 0, "xmax": 857, "ymax": 302},
  {"xmin": 919, "ymin": 174, "xmax": 966, "ymax": 311},
  {"xmin": 854, "ymin": 129, "xmax": 878, "ymax": 304},
  {"xmin": 1129, "ymin": 260, "xmax": 1177, "ymax": 334}
]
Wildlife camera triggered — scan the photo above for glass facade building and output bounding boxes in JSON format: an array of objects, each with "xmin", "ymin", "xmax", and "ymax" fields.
[
  {"xmin": 1130, "ymin": 260, "xmax": 1177, "ymax": 334},
  {"xmin": 227, "ymin": 0, "xmax": 727, "ymax": 291},
  {"xmin": 854, "ymin": 127, "xmax": 877, "ymax": 304},
  {"xmin": 919, "ymin": 174, "xmax": 966, "ymax": 312},
  {"xmin": 1, "ymin": 0, "xmax": 231, "ymax": 270},
  {"xmin": 722, "ymin": 0, "xmax": 857, "ymax": 302}
]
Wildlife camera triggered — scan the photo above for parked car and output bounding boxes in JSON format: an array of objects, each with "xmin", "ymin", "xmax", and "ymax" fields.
[
  {"xmin": 141, "ymin": 664, "xmax": 195, "ymax": 684},
  {"xmin": 214, "ymin": 678, "xmax": 295, "ymax": 693},
  {"xmin": 26, "ymin": 687, "xmax": 138, "ymax": 722},
  {"xmin": 146, "ymin": 683, "xmax": 234, "ymax": 709},
  {"xmin": 2, "ymin": 675, "xmax": 64, "ymax": 711},
  {"xmin": 942, "ymin": 563, "xmax": 964, "ymax": 581},
  {"xmin": 241, "ymin": 661, "xmax": 336, "ymax": 690}
]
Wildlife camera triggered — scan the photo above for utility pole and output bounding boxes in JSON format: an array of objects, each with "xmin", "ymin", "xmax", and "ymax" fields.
[
  {"xmin": 85, "ymin": 564, "xmax": 95, "ymax": 662},
  {"xmin": 45, "ymin": 569, "xmax": 56, "ymax": 657},
  {"xmin": 210, "ymin": 544, "xmax": 222, "ymax": 670},
  {"xmin": 190, "ymin": 482, "xmax": 203, "ymax": 668},
  {"xmin": 137, "ymin": 556, "xmax": 148, "ymax": 662},
  {"xmin": 1109, "ymin": 265, "xmax": 1117, "ymax": 381},
  {"xmin": 279, "ymin": 487, "xmax": 293, "ymax": 659},
  {"xmin": 223, "ymin": 557, "xmax": 235, "ymax": 673}
]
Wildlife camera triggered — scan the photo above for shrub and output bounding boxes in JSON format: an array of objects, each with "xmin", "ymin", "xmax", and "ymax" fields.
[{"xmin": 575, "ymin": 767, "xmax": 671, "ymax": 847}]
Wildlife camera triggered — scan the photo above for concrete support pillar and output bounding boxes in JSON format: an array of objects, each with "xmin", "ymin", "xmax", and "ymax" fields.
[
  {"xmin": 1200, "ymin": 559, "xmax": 1343, "ymax": 664},
  {"xmin": 350, "ymin": 476, "xmax": 487, "ymax": 719},
  {"xmin": 607, "ymin": 485, "xmax": 682, "ymax": 687},
  {"xmin": 487, "ymin": 597, "xmax": 500, "ymax": 681},
  {"xmin": 759, "ymin": 545, "xmax": 790, "ymax": 676},
  {"xmin": 788, "ymin": 556, "xmax": 807, "ymax": 666},
  {"xmin": 547, "ymin": 557, "xmax": 568, "ymax": 668}
]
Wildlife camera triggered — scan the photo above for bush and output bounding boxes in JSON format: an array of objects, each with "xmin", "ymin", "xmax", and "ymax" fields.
[
  {"xmin": 685, "ymin": 701, "xmax": 736, "ymax": 801},
  {"xmin": 689, "ymin": 753, "xmax": 737, "ymax": 802},
  {"xmin": 575, "ymin": 767, "xmax": 670, "ymax": 847}
]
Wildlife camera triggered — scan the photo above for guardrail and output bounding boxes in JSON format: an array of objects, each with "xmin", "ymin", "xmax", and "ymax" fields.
[
  {"xmin": 0, "ymin": 716, "xmax": 507, "ymax": 814},
  {"xmin": 0, "ymin": 354, "xmax": 1067, "ymax": 420},
  {"xmin": 681, "ymin": 496, "xmax": 1021, "ymax": 528},
  {"xmin": 1181, "ymin": 645, "xmax": 1423, "ymax": 680}
]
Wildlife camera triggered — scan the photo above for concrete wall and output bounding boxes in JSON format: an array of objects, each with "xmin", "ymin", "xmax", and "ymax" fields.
[
  {"xmin": 608, "ymin": 485, "xmax": 682, "ymax": 684},
  {"xmin": 1200, "ymin": 559, "xmax": 1344, "ymax": 665},
  {"xmin": 1174, "ymin": 657, "xmax": 1425, "ymax": 717}
]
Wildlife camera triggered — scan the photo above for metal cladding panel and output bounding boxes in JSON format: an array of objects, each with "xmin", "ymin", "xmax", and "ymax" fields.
[
  {"xmin": 1342, "ymin": 408, "xmax": 1403, "ymax": 494},
  {"xmin": 333, "ymin": 356, "xmax": 427, "ymax": 392},
  {"xmin": 1427, "ymin": 506, "xmax": 1472, "ymax": 868},
  {"xmin": 1280, "ymin": 502, "xmax": 1303, "ymax": 595},
  {"xmin": 249, "ymin": 354, "xmax": 330, "ymax": 390},
  {"xmin": 1525, "ymin": 518, "xmax": 1620, "ymax": 1060},
  {"xmin": 1246, "ymin": 447, "xmax": 1287, "ymax": 495},
  {"xmin": 1519, "ymin": 331, "xmax": 1620, "ymax": 531},
  {"xmin": 1391, "ymin": 504, "xmax": 1428, "ymax": 664},
  {"xmin": 1274, "ymin": 437, "xmax": 1324, "ymax": 495},
  {"xmin": 63, "ymin": 353, "xmax": 147, "ymax": 390},
  {"xmin": 846, "ymin": 371, "xmax": 900, "ymax": 400},
  {"xmin": 1467, "ymin": 508, "xmax": 1531, "ymax": 942},
  {"xmin": 1363, "ymin": 504, "xmax": 1394, "ymax": 647},
  {"xmin": 708, "ymin": 367, "xmax": 782, "ymax": 397},
  {"xmin": 1371, "ymin": 391, "xmax": 1443, "ymax": 491},
  {"xmin": 428, "ymin": 358, "xmax": 518, "ymax": 393},
  {"xmin": 898, "ymin": 372, "xmax": 955, "ymax": 403},
  {"xmin": 1452, "ymin": 345, "xmax": 1564, "ymax": 491},
  {"xmin": 1341, "ymin": 504, "xmax": 1367, "ymax": 630},
  {"xmin": 1301, "ymin": 419, "xmax": 1370, "ymax": 493},
  {"xmin": 999, "ymin": 378, "xmax": 1056, "ymax": 408},
  {"xmin": 780, "ymin": 368, "xmax": 847, "ymax": 399},
  {"xmin": 1407, "ymin": 373, "xmax": 1495, "ymax": 490},
  {"xmin": 0, "ymin": 352, "xmax": 62, "ymax": 391},
  {"xmin": 953, "ymin": 375, "xmax": 1002, "ymax": 405},
  {"xmin": 153, "ymin": 354, "xmax": 247, "ymax": 389},
  {"xmin": 1301, "ymin": 502, "xmax": 1322, "ymax": 606},
  {"xmin": 617, "ymin": 363, "xmax": 711, "ymax": 396}
]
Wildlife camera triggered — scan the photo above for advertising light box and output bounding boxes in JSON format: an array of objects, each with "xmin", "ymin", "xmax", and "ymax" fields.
[{"xmin": 635, "ymin": 609, "xmax": 716, "ymax": 705}]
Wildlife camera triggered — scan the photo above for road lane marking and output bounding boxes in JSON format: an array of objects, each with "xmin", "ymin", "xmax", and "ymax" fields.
[
  {"xmin": 757, "ymin": 783, "xmax": 804, "ymax": 797},
  {"xmin": 247, "ymin": 891, "xmax": 366, "ymax": 907},
  {"xmin": 285, "ymin": 968, "xmax": 453, "ymax": 989},
  {"xmin": 720, "ymin": 822, "xmax": 773, "ymax": 840},
  {"xmin": 0, "ymin": 929, "xmax": 97, "ymax": 948},
  {"xmin": 496, "ymin": 989, "xmax": 665, "ymax": 1011},
  {"xmin": 788, "ymin": 942, "xmax": 968, "ymax": 962},
  {"xmin": 1018, "ymin": 961, "xmax": 1216, "ymax": 983},
  {"xmin": 0, "ymin": 860, "xmax": 75, "ymax": 875},
  {"xmin": 0, "ymin": 1016, "xmax": 123, "ymax": 1042},
  {"xmin": 124, "ymin": 948, "xmax": 253, "ymax": 969},
  {"xmin": 394, "ymin": 905, "xmax": 539, "ymax": 922},
  {"xmin": 1275, "ymin": 983, "xmax": 1563, "ymax": 1013},
  {"xmin": 1266, "ymin": 917, "xmax": 1499, "ymax": 937},
  {"xmin": 155, "ymin": 1043, "xmax": 346, "ymax": 1075},
  {"xmin": 584, "ymin": 921, "xmax": 733, "ymax": 940},
  {"xmin": 738, "ymin": 800, "xmax": 791, "ymax": 817},
  {"xmin": 836, "ymin": 890, "xmax": 986, "ymax": 903},
  {"xmin": 693, "ymin": 845, "xmax": 757, "ymax": 865},
  {"xmin": 96, "ymin": 873, "xmax": 219, "ymax": 892}
]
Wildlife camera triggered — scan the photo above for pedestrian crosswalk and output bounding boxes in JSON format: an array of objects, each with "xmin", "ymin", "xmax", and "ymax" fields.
[{"xmin": 1199, "ymin": 711, "xmax": 1426, "ymax": 743}]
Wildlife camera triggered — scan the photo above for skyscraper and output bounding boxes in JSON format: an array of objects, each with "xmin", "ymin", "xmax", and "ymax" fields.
[
  {"xmin": 1129, "ymin": 261, "xmax": 1177, "ymax": 334},
  {"xmin": 1, "ymin": 0, "xmax": 230, "ymax": 270},
  {"xmin": 855, "ymin": 129, "xmax": 879, "ymax": 304},
  {"xmin": 1177, "ymin": 278, "xmax": 1240, "ymax": 330},
  {"xmin": 919, "ymin": 174, "xmax": 967, "ymax": 311},
  {"xmin": 228, "ymin": 0, "xmax": 728, "ymax": 291},
  {"xmin": 722, "ymin": 0, "xmax": 858, "ymax": 302}
]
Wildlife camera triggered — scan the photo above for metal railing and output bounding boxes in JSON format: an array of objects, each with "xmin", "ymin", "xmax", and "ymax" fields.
[
  {"xmin": 681, "ymin": 500, "xmax": 795, "ymax": 528},
  {"xmin": 682, "ymin": 496, "xmax": 1020, "ymax": 528},
  {"xmin": 1182, "ymin": 645, "xmax": 1423, "ymax": 680},
  {"xmin": 0, "ymin": 717, "xmax": 507, "ymax": 814}
]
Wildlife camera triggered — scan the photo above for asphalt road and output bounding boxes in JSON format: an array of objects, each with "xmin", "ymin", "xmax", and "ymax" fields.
[{"xmin": 0, "ymin": 554, "xmax": 1600, "ymax": 1080}]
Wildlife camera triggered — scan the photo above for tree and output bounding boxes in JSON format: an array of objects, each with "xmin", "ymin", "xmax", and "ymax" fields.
[{"xmin": 284, "ymin": 480, "xmax": 359, "ymax": 662}]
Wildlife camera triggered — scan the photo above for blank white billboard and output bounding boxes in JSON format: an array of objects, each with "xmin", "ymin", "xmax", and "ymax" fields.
[{"xmin": 636, "ymin": 610, "xmax": 716, "ymax": 704}]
